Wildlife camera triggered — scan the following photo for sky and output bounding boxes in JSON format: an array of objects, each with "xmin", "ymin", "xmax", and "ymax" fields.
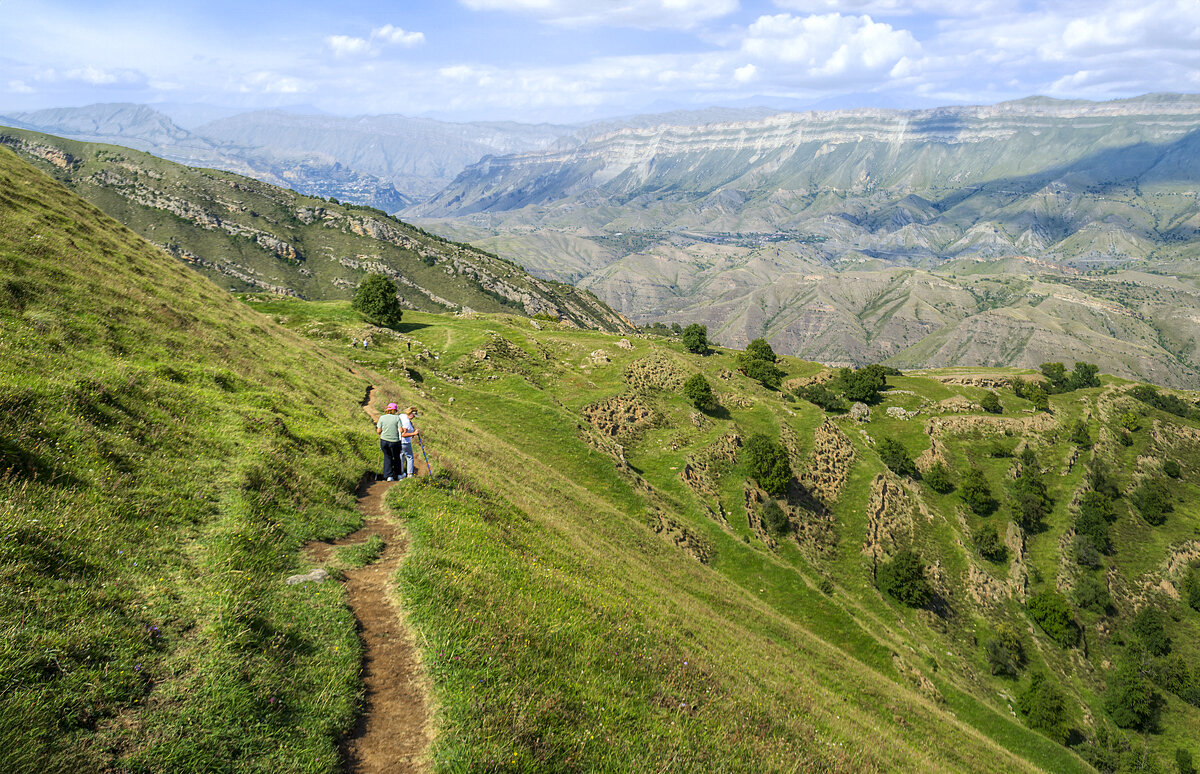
[{"xmin": 2, "ymin": 0, "xmax": 1199, "ymax": 123}]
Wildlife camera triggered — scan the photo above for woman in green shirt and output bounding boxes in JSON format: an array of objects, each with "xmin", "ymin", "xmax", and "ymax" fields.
[{"xmin": 376, "ymin": 403, "xmax": 404, "ymax": 481}]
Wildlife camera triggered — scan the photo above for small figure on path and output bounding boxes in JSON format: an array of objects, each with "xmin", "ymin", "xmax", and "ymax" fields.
[
  {"xmin": 376, "ymin": 403, "xmax": 404, "ymax": 481},
  {"xmin": 399, "ymin": 405, "xmax": 421, "ymax": 478}
]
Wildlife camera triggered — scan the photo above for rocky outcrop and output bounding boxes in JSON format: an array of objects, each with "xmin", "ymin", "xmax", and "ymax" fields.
[
  {"xmin": 581, "ymin": 394, "xmax": 659, "ymax": 440},
  {"xmin": 648, "ymin": 509, "xmax": 714, "ymax": 564},
  {"xmin": 863, "ymin": 474, "xmax": 913, "ymax": 569},
  {"xmin": 624, "ymin": 354, "xmax": 686, "ymax": 393},
  {"xmin": 799, "ymin": 420, "xmax": 855, "ymax": 504}
]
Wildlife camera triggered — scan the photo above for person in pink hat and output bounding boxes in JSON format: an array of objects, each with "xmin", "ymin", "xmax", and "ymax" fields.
[{"xmin": 375, "ymin": 403, "xmax": 404, "ymax": 481}]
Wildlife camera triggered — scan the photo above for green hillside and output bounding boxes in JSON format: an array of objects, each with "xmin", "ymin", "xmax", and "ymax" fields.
[
  {"xmin": 4, "ymin": 145, "xmax": 1200, "ymax": 772},
  {"xmin": 0, "ymin": 126, "xmax": 630, "ymax": 334}
]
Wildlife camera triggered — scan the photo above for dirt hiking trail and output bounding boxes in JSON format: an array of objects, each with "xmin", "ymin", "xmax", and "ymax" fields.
[{"xmin": 306, "ymin": 386, "xmax": 431, "ymax": 773}]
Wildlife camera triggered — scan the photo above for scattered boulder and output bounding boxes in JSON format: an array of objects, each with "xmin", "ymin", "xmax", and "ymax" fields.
[
  {"xmin": 850, "ymin": 402, "xmax": 871, "ymax": 423},
  {"xmin": 285, "ymin": 568, "xmax": 329, "ymax": 585},
  {"xmin": 616, "ymin": 338, "xmax": 634, "ymax": 350}
]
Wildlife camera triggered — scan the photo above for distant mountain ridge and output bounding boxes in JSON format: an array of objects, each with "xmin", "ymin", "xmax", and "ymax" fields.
[{"xmin": 0, "ymin": 126, "xmax": 632, "ymax": 332}]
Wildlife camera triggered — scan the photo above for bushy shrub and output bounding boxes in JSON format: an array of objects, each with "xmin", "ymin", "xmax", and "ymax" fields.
[
  {"xmin": 1131, "ymin": 477, "xmax": 1171, "ymax": 526},
  {"xmin": 1178, "ymin": 749, "xmax": 1197, "ymax": 774},
  {"xmin": 1068, "ymin": 419, "xmax": 1091, "ymax": 447},
  {"xmin": 923, "ymin": 461, "xmax": 953, "ymax": 493},
  {"xmin": 979, "ymin": 391, "xmax": 1002, "ymax": 414},
  {"xmin": 876, "ymin": 550, "xmax": 933, "ymax": 607},
  {"xmin": 1133, "ymin": 607, "xmax": 1171, "ymax": 656},
  {"xmin": 681, "ymin": 373, "xmax": 716, "ymax": 410},
  {"xmin": 1073, "ymin": 574, "xmax": 1112, "ymax": 614},
  {"xmin": 737, "ymin": 356, "xmax": 785, "ymax": 389},
  {"xmin": 681, "ymin": 323, "xmax": 709, "ymax": 354},
  {"xmin": 835, "ymin": 365, "xmax": 889, "ymax": 404},
  {"xmin": 961, "ymin": 467, "xmax": 997, "ymax": 516},
  {"xmin": 1128, "ymin": 385, "xmax": 1200, "ymax": 421},
  {"xmin": 972, "ymin": 524, "xmax": 1007, "ymax": 562},
  {"xmin": 876, "ymin": 436, "xmax": 916, "ymax": 477},
  {"xmin": 984, "ymin": 624, "xmax": 1025, "ymax": 677},
  {"xmin": 1073, "ymin": 535, "xmax": 1103, "ymax": 569},
  {"xmin": 1086, "ymin": 459, "xmax": 1122, "ymax": 500},
  {"xmin": 1075, "ymin": 502, "xmax": 1110, "ymax": 552},
  {"xmin": 352, "ymin": 273, "xmax": 404, "ymax": 327},
  {"xmin": 1106, "ymin": 650, "xmax": 1160, "ymax": 730},
  {"xmin": 744, "ymin": 434, "xmax": 792, "ymax": 497},
  {"xmin": 1163, "ymin": 459, "xmax": 1181, "ymax": 479},
  {"xmin": 1010, "ymin": 460, "xmax": 1051, "ymax": 532},
  {"xmin": 795, "ymin": 383, "xmax": 844, "ymax": 412},
  {"xmin": 745, "ymin": 338, "xmax": 777, "ymax": 363},
  {"xmin": 1018, "ymin": 671, "xmax": 1071, "ymax": 743},
  {"xmin": 760, "ymin": 499, "xmax": 789, "ymax": 537},
  {"xmin": 1027, "ymin": 589, "xmax": 1080, "ymax": 648}
]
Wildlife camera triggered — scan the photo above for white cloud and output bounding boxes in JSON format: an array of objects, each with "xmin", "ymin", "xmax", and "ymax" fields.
[
  {"xmin": 239, "ymin": 71, "xmax": 310, "ymax": 95},
  {"xmin": 327, "ymin": 35, "xmax": 373, "ymax": 57},
  {"xmin": 8, "ymin": 80, "xmax": 35, "ymax": 94},
  {"xmin": 734, "ymin": 63, "xmax": 757, "ymax": 82},
  {"xmin": 458, "ymin": 0, "xmax": 738, "ymax": 29},
  {"xmin": 741, "ymin": 13, "xmax": 921, "ymax": 82},
  {"xmin": 372, "ymin": 25, "xmax": 425, "ymax": 47},
  {"xmin": 772, "ymin": 0, "xmax": 1010, "ymax": 16}
]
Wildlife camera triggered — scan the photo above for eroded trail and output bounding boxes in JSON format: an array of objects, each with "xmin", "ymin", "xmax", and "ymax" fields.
[{"xmin": 307, "ymin": 386, "xmax": 430, "ymax": 773}]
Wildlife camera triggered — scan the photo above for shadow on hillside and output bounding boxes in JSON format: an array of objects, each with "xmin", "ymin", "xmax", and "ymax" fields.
[{"xmin": 392, "ymin": 321, "xmax": 430, "ymax": 334}]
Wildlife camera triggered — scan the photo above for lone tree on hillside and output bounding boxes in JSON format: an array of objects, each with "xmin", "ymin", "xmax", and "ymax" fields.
[
  {"xmin": 352, "ymin": 273, "xmax": 404, "ymax": 328},
  {"xmin": 960, "ymin": 467, "xmax": 997, "ymax": 516},
  {"xmin": 745, "ymin": 338, "xmax": 777, "ymax": 363},
  {"xmin": 979, "ymin": 391, "xmax": 1002, "ymax": 414},
  {"xmin": 744, "ymin": 434, "xmax": 792, "ymax": 497},
  {"xmin": 876, "ymin": 550, "xmax": 933, "ymax": 607},
  {"xmin": 876, "ymin": 436, "xmax": 917, "ymax": 478},
  {"xmin": 736, "ymin": 338, "xmax": 785, "ymax": 389},
  {"xmin": 681, "ymin": 323, "xmax": 710, "ymax": 354},
  {"xmin": 681, "ymin": 373, "xmax": 717, "ymax": 411}
]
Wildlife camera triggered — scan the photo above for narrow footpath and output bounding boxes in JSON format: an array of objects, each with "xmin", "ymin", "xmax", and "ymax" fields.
[{"xmin": 306, "ymin": 386, "xmax": 430, "ymax": 773}]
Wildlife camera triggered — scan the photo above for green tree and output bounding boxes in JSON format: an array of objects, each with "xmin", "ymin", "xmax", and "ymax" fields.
[
  {"xmin": 681, "ymin": 323, "xmax": 709, "ymax": 354},
  {"xmin": 923, "ymin": 461, "xmax": 953, "ymax": 493},
  {"xmin": 795, "ymin": 383, "xmax": 844, "ymax": 412},
  {"xmin": 1086, "ymin": 459, "xmax": 1121, "ymax": 500},
  {"xmin": 1068, "ymin": 361, "xmax": 1101, "ymax": 390},
  {"xmin": 1075, "ymin": 501, "xmax": 1110, "ymax": 552},
  {"xmin": 1106, "ymin": 648, "xmax": 1160, "ymax": 730},
  {"xmin": 1163, "ymin": 459, "xmax": 1182, "ymax": 479},
  {"xmin": 1027, "ymin": 589, "xmax": 1080, "ymax": 647},
  {"xmin": 745, "ymin": 338, "xmax": 777, "ymax": 363},
  {"xmin": 738, "ymin": 356, "xmax": 785, "ymax": 389},
  {"xmin": 1040, "ymin": 362, "xmax": 1070, "ymax": 393},
  {"xmin": 1010, "ymin": 460, "xmax": 1051, "ymax": 532},
  {"xmin": 836, "ymin": 366, "xmax": 888, "ymax": 404},
  {"xmin": 760, "ymin": 499, "xmax": 789, "ymax": 537},
  {"xmin": 1119, "ymin": 411, "xmax": 1141, "ymax": 432},
  {"xmin": 1018, "ymin": 671, "xmax": 1071, "ymax": 743},
  {"xmin": 876, "ymin": 436, "xmax": 916, "ymax": 477},
  {"xmin": 1133, "ymin": 607, "xmax": 1170, "ymax": 656},
  {"xmin": 961, "ymin": 467, "xmax": 997, "ymax": 516},
  {"xmin": 1073, "ymin": 574, "xmax": 1112, "ymax": 614},
  {"xmin": 1178, "ymin": 748, "xmax": 1197, "ymax": 774},
  {"xmin": 1131, "ymin": 477, "xmax": 1171, "ymax": 526},
  {"xmin": 979, "ymin": 391, "xmax": 1003, "ymax": 414},
  {"xmin": 876, "ymin": 550, "xmax": 933, "ymax": 607},
  {"xmin": 744, "ymin": 434, "xmax": 792, "ymax": 498},
  {"xmin": 972, "ymin": 523, "xmax": 1007, "ymax": 562},
  {"xmin": 681, "ymin": 373, "xmax": 716, "ymax": 411},
  {"xmin": 352, "ymin": 273, "xmax": 404, "ymax": 327},
  {"xmin": 985, "ymin": 624, "xmax": 1025, "ymax": 677}
]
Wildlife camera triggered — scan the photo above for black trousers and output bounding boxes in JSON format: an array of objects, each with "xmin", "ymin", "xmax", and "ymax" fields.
[{"xmin": 380, "ymin": 439, "xmax": 403, "ymax": 479}]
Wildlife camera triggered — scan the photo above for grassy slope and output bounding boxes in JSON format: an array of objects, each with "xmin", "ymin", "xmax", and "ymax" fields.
[
  {"xmin": 0, "ymin": 146, "xmax": 411, "ymax": 771},
  {"xmin": 5, "ymin": 143, "xmax": 1199, "ymax": 772}
]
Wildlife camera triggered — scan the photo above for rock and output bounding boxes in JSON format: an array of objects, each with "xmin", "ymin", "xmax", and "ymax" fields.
[
  {"xmin": 589, "ymin": 349, "xmax": 610, "ymax": 364},
  {"xmin": 285, "ymin": 568, "xmax": 329, "ymax": 585},
  {"xmin": 616, "ymin": 338, "xmax": 634, "ymax": 350},
  {"xmin": 886, "ymin": 406, "xmax": 917, "ymax": 420},
  {"xmin": 851, "ymin": 402, "xmax": 871, "ymax": 422}
]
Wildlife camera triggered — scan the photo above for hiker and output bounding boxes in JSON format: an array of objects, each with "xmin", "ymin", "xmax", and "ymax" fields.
[
  {"xmin": 399, "ymin": 405, "xmax": 420, "ymax": 478},
  {"xmin": 376, "ymin": 403, "xmax": 404, "ymax": 481}
]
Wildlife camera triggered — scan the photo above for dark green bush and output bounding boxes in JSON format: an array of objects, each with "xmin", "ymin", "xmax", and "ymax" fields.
[
  {"xmin": 681, "ymin": 323, "xmax": 709, "ymax": 354},
  {"xmin": 1068, "ymin": 419, "xmax": 1091, "ymax": 447},
  {"xmin": 972, "ymin": 524, "xmax": 1007, "ymax": 562},
  {"xmin": 1075, "ymin": 503, "xmax": 1109, "ymax": 552},
  {"xmin": 1106, "ymin": 649, "xmax": 1160, "ymax": 731},
  {"xmin": 1073, "ymin": 535, "xmax": 1103, "ymax": 569},
  {"xmin": 1131, "ymin": 477, "xmax": 1171, "ymax": 526},
  {"xmin": 1133, "ymin": 607, "xmax": 1170, "ymax": 656},
  {"xmin": 681, "ymin": 373, "xmax": 716, "ymax": 410},
  {"xmin": 1027, "ymin": 589, "xmax": 1080, "ymax": 648},
  {"xmin": 1073, "ymin": 574, "xmax": 1112, "ymax": 614},
  {"xmin": 795, "ymin": 383, "xmax": 844, "ymax": 412},
  {"xmin": 760, "ymin": 499, "xmax": 789, "ymax": 537},
  {"xmin": 923, "ymin": 461, "xmax": 953, "ymax": 493},
  {"xmin": 1010, "ymin": 461, "xmax": 1051, "ymax": 532},
  {"xmin": 1163, "ymin": 459, "xmax": 1181, "ymax": 479},
  {"xmin": 352, "ymin": 273, "xmax": 404, "ymax": 327},
  {"xmin": 876, "ymin": 550, "xmax": 933, "ymax": 607},
  {"xmin": 876, "ymin": 436, "xmax": 916, "ymax": 477},
  {"xmin": 745, "ymin": 338, "xmax": 777, "ymax": 363},
  {"xmin": 738, "ymin": 357, "xmax": 785, "ymax": 390},
  {"xmin": 1018, "ymin": 671, "xmax": 1070, "ymax": 743},
  {"xmin": 835, "ymin": 365, "xmax": 888, "ymax": 404},
  {"xmin": 961, "ymin": 467, "xmax": 997, "ymax": 516},
  {"xmin": 984, "ymin": 624, "xmax": 1025, "ymax": 677},
  {"xmin": 744, "ymin": 434, "xmax": 792, "ymax": 498},
  {"xmin": 979, "ymin": 391, "xmax": 1002, "ymax": 414}
]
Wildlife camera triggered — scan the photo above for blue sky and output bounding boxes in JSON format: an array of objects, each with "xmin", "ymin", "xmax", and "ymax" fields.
[{"xmin": 3, "ymin": 0, "xmax": 1198, "ymax": 122}]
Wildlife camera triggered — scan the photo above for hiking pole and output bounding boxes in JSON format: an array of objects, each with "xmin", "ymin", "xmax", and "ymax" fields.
[{"xmin": 417, "ymin": 435, "xmax": 432, "ymax": 476}]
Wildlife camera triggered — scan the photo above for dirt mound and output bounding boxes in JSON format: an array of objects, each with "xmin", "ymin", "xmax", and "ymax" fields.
[
  {"xmin": 581, "ymin": 394, "xmax": 660, "ymax": 439},
  {"xmin": 680, "ymin": 432, "xmax": 741, "ymax": 499},
  {"xmin": 925, "ymin": 412, "xmax": 1056, "ymax": 438},
  {"xmin": 863, "ymin": 474, "xmax": 913, "ymax": 568},
  {"xmin": 1139, "ymin": 540, "xmax": 1200, "ymax": 601},
  {"xmin": 744, "ymin": 485, "xmax": 779, "ymax": 550},
  {"xmin": 648, "ymin": 510, "xmax": 715, "ymax": 563},
  {"xmin": 966, "ymin": 564, "xmax": 1010, "ymax": 608},
  {"xmin": 624, "ymin": 354, "xmax": 685, "ymax": 393},
  {"xmin": 934, "ymin": 374, "xmax": 1015, "ymax": 389},
  {"xmin": 783, "ymin": 370, "xmax": 835, "ymax": 392},
  {"xmin": 800, "ymin": 420, "xmax": 855, "ymax": 504}
]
